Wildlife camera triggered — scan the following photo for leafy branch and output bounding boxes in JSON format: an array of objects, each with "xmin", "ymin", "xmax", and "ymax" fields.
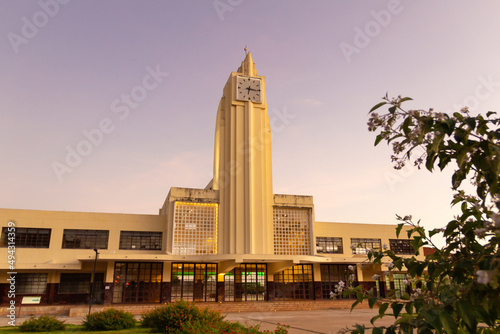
[{"xmin": 344, "ymin": 96, "xmax": 500, "ymax": 334}]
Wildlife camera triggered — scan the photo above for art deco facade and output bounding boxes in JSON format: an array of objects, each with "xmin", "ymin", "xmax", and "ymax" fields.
[{"xmin": 0, "ymin": 53, "xmax": 423, "ymax": 305}]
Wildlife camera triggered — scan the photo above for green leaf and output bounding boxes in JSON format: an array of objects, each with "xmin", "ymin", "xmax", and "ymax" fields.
[
  {"xmin": 370, "ymin": 314, "xmax": 382, "ymax": 325},
  {"xmin": 405, "ymin": 302, "xmax": 413, "ymax": 315},
  {"xmin": 396, "ymin": 223, "xmax": 404, "ymax": 238},
  {"xmin": 370, "ymin": 102, "xmax": 387, "ymax": 113},
  {"xmin": 391, "ymin": 303, "xmax": 404, "ymax": 318},
  {"xmin": 426, "ymin": 151, "xmax": 437, "ymax": 171},
  {"xmin": 402, "ymin": 116, "xmax": 413, "ymax": 136},
  {"xmin": 379, "ymin": 303, "xmax": 389, "ymax": 316},
  {"xmin": 399, "ymin": 97, "xmax": 413, "ymax": 103},
  {"xmin": 372, "ymin": 327, "xmax": 383, "ymax": 334},
  {"xmin": 429, "ymin": 229, "xmax": 441, "ymax": 238},
  {"xmin": 456, "ymin": 301, "xmax": 475, "ymax": 331},
  {"xmin": 438, "ymin": 154, "xmax": 452, "ymax": 170},
  {"xmin": 350, "ymin": 300, "xmax": 360, "ymax": 312},
  {"xmin": 368, "ymin": 297, "xmax": 378, "ymax": 309},
  {"xmin": 355, "ymin": 324, "xmax": 365, "ymax": 334},
  {"xmin": 384, "ymin": 327, "xmax": 396, "ymax": 334},
  {"xmin": 417, "ymin": 262, "xmax": 427, "ymax": 276},
  {"xmin": 439, "ymin": 311, "xmax": 457, "ymax": 334},
  {"xmin": 465, "ymin": 117, "xmax": 476, "ymax": 130},
  {"xmin": 374, "ymin": 134, "xmax": 384, "ymax": 146}
]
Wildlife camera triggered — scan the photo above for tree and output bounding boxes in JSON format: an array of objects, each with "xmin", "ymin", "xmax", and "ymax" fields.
[{"xmin": 345, "ymin": 95, "xmax": 500, "ymax": 334}]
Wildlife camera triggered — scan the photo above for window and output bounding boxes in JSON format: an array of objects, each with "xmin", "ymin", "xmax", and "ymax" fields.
[
  {"xmin": 224, "ymin": 264, "xmax": 267, "ymax": 302},
  {"xmin": 172, "ymin": 202, "xmax": 218, "ymax": 255},
  {"xmin": 59, "ymin": 273, "xmax": 91, "ymax": 293},
  {"xmin": 119, "ymin": 231, "xmax": 162, "ymax": 250},
  {"xmin": 316, "ymin": 237, "xmax": 343, "ymax": 254},
  {"xmin": 320, "ymin": 264, "xmax": 356, "ymax": 300},
  {"xmin": 1, "ymin": 227, "xmax": 51, "ymax": 248},
  {"xmin": 18, "ymin": 273, "xmax": 47, "ymax": 294},
  {"xmin": 350, "ymin": 238, "xmax": 381, "ymax": 254},
  {"xmin": 274, "ymin": 264, "xmax": 314, "ymax": 300},
  {"xmin": 113, "ymin": 262, "xmax": 162, "ymax": 303},
  {"xmin": 62, "ymin": 229, "xmax": 109, "ymax": 249},
  {"xmin": 390, "ymin": 239, "xmax": 415, "ymax": 255},
  {"xmin": 171, "ymin": 263, "xmax": 217, "ymax": 302},
  {"xmin": 273, "ymin": 207, "xmax": 312, "ymax": 255},
  {"xmin": 392, "ymin": 273, "xmax": 408, "ymax": 299}
]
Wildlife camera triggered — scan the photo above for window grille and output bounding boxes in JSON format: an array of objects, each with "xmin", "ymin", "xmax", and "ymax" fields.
[
  {"xmin": 172, "ymin": 202, "xmax": 218, "ymax": 255},
  {"xmin": 389, "ymin": 239, "xmax": 414, "ymax": 255},
  {"xmin": 62, "ymin": 229, "xmax": 108, "ymax": 249},
  {"xmin": 273, "ymin": 207, "xmax": 312, "ymax": 255},
  {"xmin": 119, "ymin": 231, "xmax": 162, "ymax": 250},
  {"xmin": 18, "ymin": 273, "xmax": 48, "ymax": 294},
  {"xmin": 316, "ymin": 237, "xmax": 343, "ymax": 254},
  {"xmin": 350, "ymin": 238, "xmax": 381, "ymax": 254},
  {"xmin": 1, "ymin": 227, "xmax": 51, "ymax": 248}
]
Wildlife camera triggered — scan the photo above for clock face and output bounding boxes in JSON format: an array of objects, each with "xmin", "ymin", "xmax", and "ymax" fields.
[{"xmin": 236, "ymin": 76, "xmax": 262, "ymax": 103}]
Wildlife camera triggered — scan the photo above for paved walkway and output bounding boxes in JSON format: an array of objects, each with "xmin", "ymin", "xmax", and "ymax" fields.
[{"xmin": 1, "ymin": 309, "xmax": 394, "ymax": 333}]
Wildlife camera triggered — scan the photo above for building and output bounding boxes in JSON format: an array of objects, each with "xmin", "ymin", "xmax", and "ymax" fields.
[{"xmin": 0, "ymin": 53, "xmax": 423, "ymax": 306}]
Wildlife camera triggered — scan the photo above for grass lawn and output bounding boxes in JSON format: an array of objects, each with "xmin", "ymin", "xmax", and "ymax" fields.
[{"xmin": 0, "ymin": 324, "xmax": 150, "ymax": 334}]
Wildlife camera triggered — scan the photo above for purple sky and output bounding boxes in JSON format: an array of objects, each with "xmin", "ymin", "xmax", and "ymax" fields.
[{"xmin": 2, "ymin": 1, "xmax": 500, "ymax": 247}]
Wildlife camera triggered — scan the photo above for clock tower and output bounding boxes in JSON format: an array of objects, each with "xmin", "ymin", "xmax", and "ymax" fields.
[{"xmin": 212, "ymin": 52, "xmax": 274, "ymax": 255}]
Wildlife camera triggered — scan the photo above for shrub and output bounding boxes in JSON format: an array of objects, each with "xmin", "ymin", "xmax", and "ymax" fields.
[
  {"xmin": 19, "ymin": 315, "xmax": 65, "ymax": 332},
  {"xmin": 182, "ymin": 319, "xmax": 289, "ymax": 334},
  {"xmin": 141, "ymin": 300, "xmax": 224, "ymax": 333},
  {"xmin": 141, "ymin": 300, "xmax": 289, "ymax": 334},
  {"xmin": 82, "ymin": 308, "xmax": 135, "ymax": 331}
]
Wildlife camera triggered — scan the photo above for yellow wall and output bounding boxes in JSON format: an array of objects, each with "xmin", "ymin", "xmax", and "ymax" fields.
[{"xmin": 0, "ymin": 208, "xmax": 165, "ymax": 272}]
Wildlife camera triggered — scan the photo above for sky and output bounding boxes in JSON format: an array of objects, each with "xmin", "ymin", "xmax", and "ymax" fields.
[{"xmin": 2, "ymin": 1, "xmax": 500, "ymax": 248}]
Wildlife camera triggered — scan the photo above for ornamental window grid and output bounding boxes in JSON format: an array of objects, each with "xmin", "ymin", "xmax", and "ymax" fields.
[
  {"xmin": 17, "ymin": 273, "xmax": 48, "ymax": 294},
  {"xmin": 224, "ymin": 263, "xmax": 267, "ymax": 302},
  {"xmin": 62, "ymin": 229, "xmax": 109, "ymax": 249},
  {"xmin": 119, "ymin": 231, "xmax": 162, "ymax": 250},
  {"xmin": 389, "ymin": 239, "xmax": 415, "ymax": 255},
  {"xmin": 172, "ymin": 202, "xmax": 218, "ymax": 255},
  {"xmin": 316, "ymin": 237, "xmax": 343, "ymax": 254},
  {"xmin": 1, "ymin": 227, "xmax": 51, "ymax": 248},
  {"xmin": 350, "ymin": 238, "xmax": 381, "ymax": 254},
  {"xmin": 273, "ymin": 207, "xmax": 312, "ymax": 256},
  {"xmin": 171, "ymin": 263, "xmax": 217, "ymax": 302},
  {"xmin": 59, "ymin": 273, "xmax": 91, "ymax": 294}
]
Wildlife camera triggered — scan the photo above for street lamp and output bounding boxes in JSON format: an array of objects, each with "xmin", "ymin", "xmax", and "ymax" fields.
[{"xmin": 88, "ymin": 248, "xmax": 99, "ymax": 316}]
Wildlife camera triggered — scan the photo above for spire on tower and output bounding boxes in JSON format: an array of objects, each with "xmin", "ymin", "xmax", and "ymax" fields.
[{"xmin": 238, "ymin": 51, "xmax": 256, "ymax": 76}]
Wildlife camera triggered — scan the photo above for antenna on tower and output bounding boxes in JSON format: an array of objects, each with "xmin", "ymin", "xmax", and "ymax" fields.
[{"xmin": 244, "ymin": 45, "xmax": 248, "ymax": 55}]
